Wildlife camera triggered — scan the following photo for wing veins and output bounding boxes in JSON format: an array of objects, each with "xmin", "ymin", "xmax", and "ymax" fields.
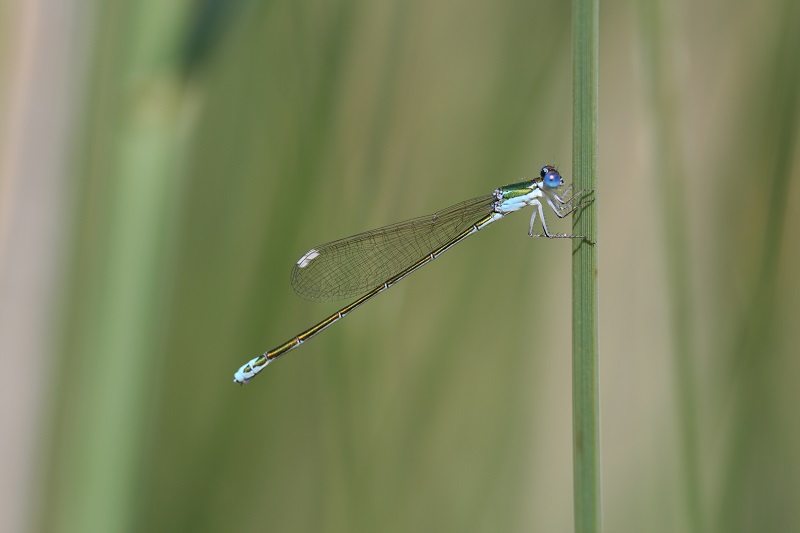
[{"xmin": 290, "ymin": 195, "xmax": 495, "ymax": 301}]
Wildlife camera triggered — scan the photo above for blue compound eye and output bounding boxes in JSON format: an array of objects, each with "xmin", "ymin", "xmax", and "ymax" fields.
[{"xmin": 543, "ymin": 169, "xmax": 563, "ymax": 189}]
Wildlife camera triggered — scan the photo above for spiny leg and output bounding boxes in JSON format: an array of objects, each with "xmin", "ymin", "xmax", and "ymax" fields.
[
  {"xmin": 528, "ymin": 199, "xmax": 570, "ymax": 238},
  {"xmin": 552, "ymin": 186, "xmax": 592, "ymax": 205},
  {"xmin": 529, "ymin": 197, "xmax": 594, "ymax": 240},
  {"xmin": 549, "ymin": 193, "xmax": 595, "ymax": 218},
  {"xmin": 528, "ymin": 202, "xmax": 539, "ymax": 236}
]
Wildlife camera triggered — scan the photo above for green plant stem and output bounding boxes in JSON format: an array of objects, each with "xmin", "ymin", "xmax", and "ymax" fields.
[{"xmin": 571, "ymin": 0, "xmax": 600, "ymax": 531}]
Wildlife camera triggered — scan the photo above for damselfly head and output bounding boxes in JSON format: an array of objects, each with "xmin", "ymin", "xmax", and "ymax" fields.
[{"xmin": 540, "ymin": 166, "xmax": 564, "ymax": 189}]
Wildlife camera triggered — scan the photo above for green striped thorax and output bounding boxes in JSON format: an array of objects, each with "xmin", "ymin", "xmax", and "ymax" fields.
[{"xmin": 493, "ymin": 165, "xmax": 564, "ymax": 215}]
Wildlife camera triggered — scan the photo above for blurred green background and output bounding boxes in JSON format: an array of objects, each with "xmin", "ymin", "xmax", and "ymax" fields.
[{"xmin": 1, "ymin": 0, "xmax": 799, "ymax": 532}]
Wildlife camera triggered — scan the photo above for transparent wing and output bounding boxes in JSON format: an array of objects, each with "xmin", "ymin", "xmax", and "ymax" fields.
[{"xmin": 291, "ymin": 194, "xmax": 496, "ymax": 301}]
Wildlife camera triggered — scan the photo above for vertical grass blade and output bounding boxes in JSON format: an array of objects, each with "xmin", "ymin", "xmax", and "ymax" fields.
[{"xmin": 571, "ymin": 0, "xmax": 600, "ymax": 531}]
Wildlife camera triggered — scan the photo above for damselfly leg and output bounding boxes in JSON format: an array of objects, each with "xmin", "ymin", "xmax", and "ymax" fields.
[{"xmin": 529, "ymin": 186, "xmax": 594, "ymax": 239}]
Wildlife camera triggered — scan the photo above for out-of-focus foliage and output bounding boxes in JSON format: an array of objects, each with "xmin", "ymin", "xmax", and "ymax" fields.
[{"xmin": 1, "ymin": 0, "xmax": 798, "ymax": 532}]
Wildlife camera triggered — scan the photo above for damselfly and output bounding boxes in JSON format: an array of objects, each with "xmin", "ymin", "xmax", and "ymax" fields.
[{"xmin": 234, "ymin": 165, "xmax": 592, "ymax": 384}]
